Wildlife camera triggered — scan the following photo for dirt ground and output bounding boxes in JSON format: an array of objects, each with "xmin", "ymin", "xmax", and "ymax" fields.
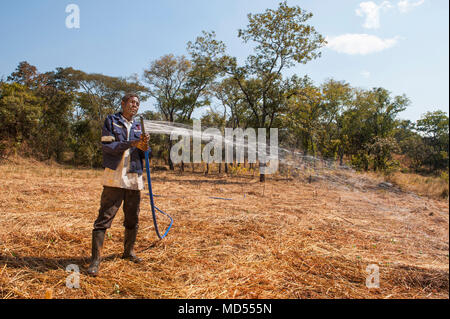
[{"xmin": 0, "ymin": 158, "xmax": 448, "ymax": 299}]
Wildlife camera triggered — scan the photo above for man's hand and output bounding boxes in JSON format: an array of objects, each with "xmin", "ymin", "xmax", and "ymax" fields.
[{"xmin": 131, "ymin": 133, "xmax": 150, "ymax": 151}]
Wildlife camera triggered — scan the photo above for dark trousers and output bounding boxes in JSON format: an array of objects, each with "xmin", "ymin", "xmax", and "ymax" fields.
[{"xmin": 93, "ymin": 186, "xmax": 141, "ymax": 231}]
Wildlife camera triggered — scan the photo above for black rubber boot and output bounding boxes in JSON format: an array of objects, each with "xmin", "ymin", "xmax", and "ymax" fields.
[
  {"xmin": 87, "ymin": 229, "xmax": 106, "ymax": 276},
  {"xmin": 122, "ymin": 227, "xmax": 142, "ymax": 263}
]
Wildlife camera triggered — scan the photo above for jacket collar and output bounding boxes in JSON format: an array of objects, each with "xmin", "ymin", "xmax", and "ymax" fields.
[{"xmin": 113, "ymin": 112, "xmax": 140, "ymax": 130}]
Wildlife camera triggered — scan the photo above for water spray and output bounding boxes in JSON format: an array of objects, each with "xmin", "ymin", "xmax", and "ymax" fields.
[{"xmin": 140, "ymin": 119, "xmax": 351, "ymax": 174}]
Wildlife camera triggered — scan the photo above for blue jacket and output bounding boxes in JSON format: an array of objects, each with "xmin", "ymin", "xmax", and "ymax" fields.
[{"xmin": 101, "ymin": 112, "xmax": 149, "ymax": 174}]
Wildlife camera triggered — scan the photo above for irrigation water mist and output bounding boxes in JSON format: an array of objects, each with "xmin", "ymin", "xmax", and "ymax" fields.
[{"xmin": 142, "ymin": 120, "xmax": 352, "ymax": 177}]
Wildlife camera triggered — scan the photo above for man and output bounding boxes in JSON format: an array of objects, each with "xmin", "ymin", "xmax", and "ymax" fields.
[{"xmin": 87, "ymin": 93, "xmax": 150, "ymax": 277}]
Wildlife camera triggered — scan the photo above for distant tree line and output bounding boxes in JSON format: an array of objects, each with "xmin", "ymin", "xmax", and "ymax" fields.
[{"xmin": 0, "ymin": 2, "xmax": 448, "ymax": 178}]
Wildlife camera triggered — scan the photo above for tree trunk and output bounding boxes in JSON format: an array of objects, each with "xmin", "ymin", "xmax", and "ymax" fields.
[
  {"xmin": 259, "ymin": 161, "xmax": 266, "ymax": 182},
  {"xmin": 260, "ymin": 173, "xmax": 265, "ymax": 182},
  {"xmin": 168, "ymin": 138, "xmax": 174, "ymax": 170}
]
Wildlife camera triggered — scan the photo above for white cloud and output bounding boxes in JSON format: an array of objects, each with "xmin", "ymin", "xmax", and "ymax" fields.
[
  {"xmin": 356, "ymin": 1, "xmax": 393, "ymax": 29},
  {"xmin": 361, "ymin": 70, "xmax": 371, "ymax": 78},
  {"xmin": 397, "ymin": 0, "xmax": 425, "ymax": 13},
  {"xmin": 326, "ymin": 34, "xmax": 400, "ymax": 55}
]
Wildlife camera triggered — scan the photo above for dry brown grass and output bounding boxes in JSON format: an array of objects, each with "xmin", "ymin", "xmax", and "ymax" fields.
[
  {"xmin": 0, "ymin": 157, "xmax": 448, "ymax": 299},
  {"xmin": 385, "ymin": 172, "xmax": 449, "ymax": 200}
]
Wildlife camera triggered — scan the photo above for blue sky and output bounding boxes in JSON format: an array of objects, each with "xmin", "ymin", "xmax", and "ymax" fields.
[{"xmin": 0, "ymin": 0, "xmax": 448, "ymax": 122}]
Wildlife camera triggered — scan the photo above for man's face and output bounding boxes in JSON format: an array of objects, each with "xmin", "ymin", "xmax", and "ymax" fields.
[{"xmin": 122, "ymin": 96, "xmax": 140, "ymax": 118}]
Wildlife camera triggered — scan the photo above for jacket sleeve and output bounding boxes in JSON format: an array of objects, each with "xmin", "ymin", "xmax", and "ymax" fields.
[{"xmin": 101, "ymin": 116, "xmax": 132, "ymax": 155}]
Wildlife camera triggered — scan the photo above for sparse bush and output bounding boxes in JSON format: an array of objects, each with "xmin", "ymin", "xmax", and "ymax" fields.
[
  {"xmin": 351, "ymin": 151, "xmax": 370, "ymax": 171},
  {"xmin": 366, "ymin": 137, "xmax": 400, "ymax": 172},
  {"xmin": 384, "ymin": 159, "xmax": 401, "ymax": 175},
  {"xmin": 440, "ymin": 170, "xmax": 449, "ymax": 182}
]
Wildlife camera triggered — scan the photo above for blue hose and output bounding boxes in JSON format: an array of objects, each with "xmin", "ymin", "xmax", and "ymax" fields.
[{"xmin": 144, "ymin": 150, "xmax": 173, "ymax": 239}]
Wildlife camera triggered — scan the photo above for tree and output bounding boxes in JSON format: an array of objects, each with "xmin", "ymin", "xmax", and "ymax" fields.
[
  {"xmin": 57, "ymin": 67, "xmax": 147, "ymax": 123},
  {"xmin": 317, "ymin": 79, "xmax": 352, "ymax": 162},
  {"xmin": 55, "ymin": 67, "xmax": 147, "ymax": 167},
  {"xmin": 340, "ymin": 87, "xmax": 409, "ymax": 171},
  {"xmin": 416, "ymin": 110, "xmax": 449, "ymax": 142},
  {"xmin": 212, "ymin": 77, "xmax": 248, "ymax": 130},
  {"xmin": 283, "ymin": 75, "xmax": 324, "ymax": 157},
  {"xmin": 143, "ymin": 54, "xmax": 191, "ymax": 124},
  {"xmin": 400, "ymin": 135, "xmax": 430, "ymax": 171},
  {"xmin": 143, "ymin": 33, "xmax": 226, "ymax": 169},
  {"xmin": 365, "ymin": 88, "xmax": 409, "ymax": 138},
  {"xmin": 416, "ymin": 110, "xmax": 449, "ymax": 171},
  {"xmin": 366, "ymin": 136, "xmax": 400, "ymax": 172},
  {"xmin": 7, "ymin": 61, "xmax": 42, "ymax": 89},
  {"xmin": 0, "ymin": 82, "xmax": 42, "ymax": 146},
  {"xmin": 223, "ymin": 1, "xmax": 326, "ymax": 181},
  {"xmin": 143, "ymin": 54, "xmax": 192, "ymax": 170},
  {"xmin": 184, "ymin": 31, "xmax": 227, "ymax": 122},
  {"xmin": 35, "ymin": 72, "xmax": 75, "ymax": 161}
]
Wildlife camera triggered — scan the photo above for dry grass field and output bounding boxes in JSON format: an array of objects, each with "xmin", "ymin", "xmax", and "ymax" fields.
[{"xmin": 0, "ymin": 157, "xmax": 448, "ymax": 299}]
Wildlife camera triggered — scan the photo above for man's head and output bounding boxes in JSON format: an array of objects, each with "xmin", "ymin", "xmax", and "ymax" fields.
[{"xmin": 121, "ymin": 93, "xmax": 140, "ymax": 121}]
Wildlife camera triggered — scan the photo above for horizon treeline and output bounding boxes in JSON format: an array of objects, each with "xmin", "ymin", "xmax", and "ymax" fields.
[{"xmin": 0, "ymin": 2, "xmax": 448, "ymax": 178}]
